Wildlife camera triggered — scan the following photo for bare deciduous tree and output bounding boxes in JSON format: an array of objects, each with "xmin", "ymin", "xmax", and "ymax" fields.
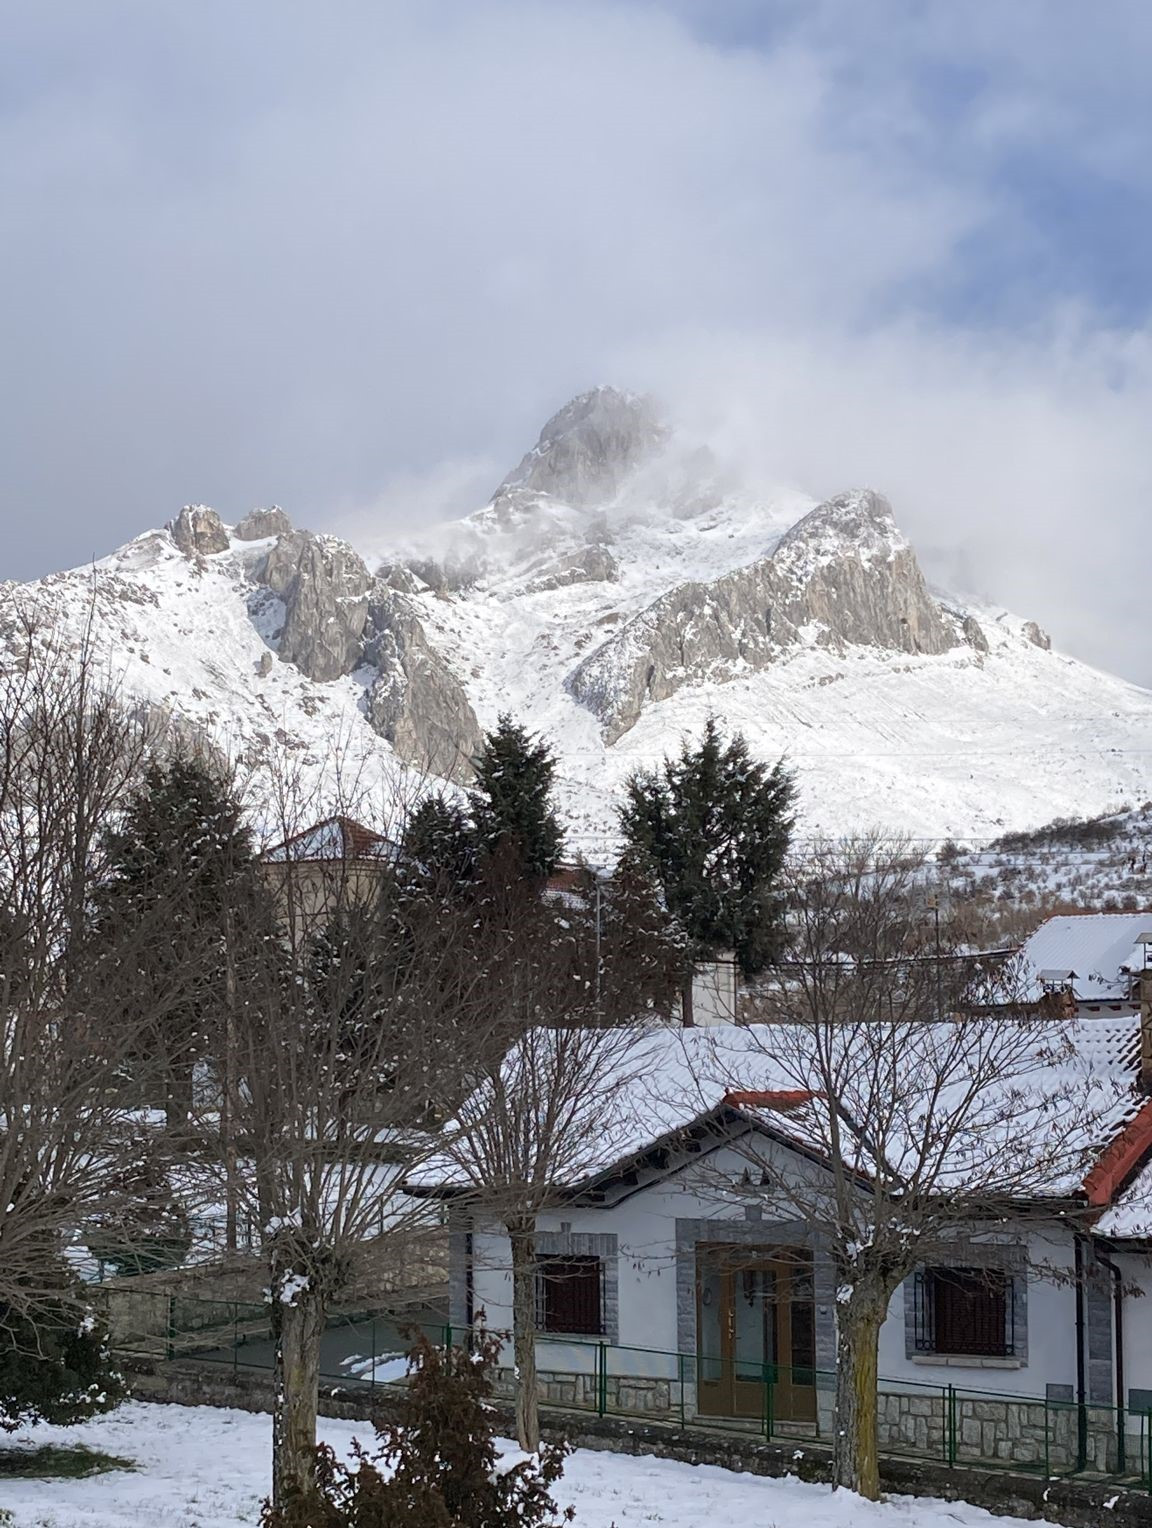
[
  {"xmin": 0, "ymin": 615, "xmax": 167, "ymax": 1354},
  {"xmin": 412, "ymin": 858, "xmax": 665, "ymax": 1453},
  {"xmin": 186, "ymin": 769, "xmax": 510, "ymax": 1510}
]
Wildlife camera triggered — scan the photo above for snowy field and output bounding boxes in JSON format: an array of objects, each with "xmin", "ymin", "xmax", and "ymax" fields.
[{"xmin": 0, "ymin": 1400, "xmax": 1040, "ymax": 1528}]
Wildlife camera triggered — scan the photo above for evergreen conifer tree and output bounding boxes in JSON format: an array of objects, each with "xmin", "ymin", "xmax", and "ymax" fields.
[
  {"xmin": 96, "ymin": 750, "xmax": 255, "ymax": 1127},
  {"xmin": 470, "ymin": 716, "xmax": 563, "ymax": 879},
  {"xmin": 619, "ymin": 717, "xmax": 796, "ymax": 1002},
  {"xmin": 400, "ymin": 792, "xmax": 477, "ymax": 888}
]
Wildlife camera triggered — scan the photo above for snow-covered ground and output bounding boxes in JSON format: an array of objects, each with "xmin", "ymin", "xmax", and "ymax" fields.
[{"xmin": 0, "ymin": 1400, "xmax": 1042, "ymax": 1528}]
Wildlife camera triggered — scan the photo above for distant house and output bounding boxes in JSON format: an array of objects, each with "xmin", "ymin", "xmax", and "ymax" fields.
[
  {"xmin": 260, "ymin": 814, "xmax": 401, "ymax": 926},
  {"xmin": 1016, "ymin": 913, "xmax": 1152, "ymax": 1020},
  {"xmin": 412, "ymin": 1020, "xmax": 1152, "ymax": 1471}
]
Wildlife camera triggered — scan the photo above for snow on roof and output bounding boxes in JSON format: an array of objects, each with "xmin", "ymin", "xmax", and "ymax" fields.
[
  {"xmin": 262, "ymin": 815, "xmax": 401, "ymax": 864},
  {"xmin": 1018, "ymin": 914, "xmax": 1152, "ymax": 1003},
  {"xmin": 1097, "ymin": 1156, "xmax": 1152, "ymax": 1240},
  {"xmin": 411, "ymin": 1017, "xmax": 1145, "ymax": 1204}
]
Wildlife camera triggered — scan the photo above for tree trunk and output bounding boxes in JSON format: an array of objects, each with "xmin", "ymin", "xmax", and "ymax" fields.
[
  {"xmin": 223, "ymin": 928, "xmax": 239, "ymax": 1253},
  {"xmin": 832, "ymin": 1293, "xmax": 886, "ymax": 1500},
  {"xmin": 271, "ymin": 1274, "xmax": 325, "ymax": 1510},
  {"xmin": 681, "ymin": 970, "xmax": 695, "ymax": 1027},
  {"xmin": 508, "ymin": 1219, "xmax": 540, "ymax": 1453}
]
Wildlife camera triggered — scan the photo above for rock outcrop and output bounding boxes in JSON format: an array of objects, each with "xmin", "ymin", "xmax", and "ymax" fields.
[
  {"xmin": 961, "ymin": 614, "xmax": 990, "ymax": 654},
  {"xmin": 568, "ymin": 490, "xmax": 961, "ymax": 741},
  {"xmin": 521, "ymin": 543, "xmax": 619, "ymax": 594},
  {"xmin": 363, "ymin": 589, "xmax": 482, "ymax": 781},
  {"xmin": 258, "ymin": 530, "xmax": 372, "ymax": 682},
  {"xmin": 1023, "ymin": 620, "xmax": 1052, "ymax": 651},
  {"xmin": 492, "ymin": 386, "xmax": 666, "ymax": 510},
  {"xmin": 168, "ymin": 505, "xmax": 230, "ymax": 557},
  {"xmin": 234, "ymin": 505, "xmax": 293, "ymax": 541}
]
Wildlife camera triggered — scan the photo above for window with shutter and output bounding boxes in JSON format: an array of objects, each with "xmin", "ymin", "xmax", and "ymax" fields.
[
  {"xmin": 535, "ymin": 1254, "xmax": 604, "ymax": 1335},
  {"xmin": 914, "ymin": 1267, "xmax": 1015, "ymax": 1358}
]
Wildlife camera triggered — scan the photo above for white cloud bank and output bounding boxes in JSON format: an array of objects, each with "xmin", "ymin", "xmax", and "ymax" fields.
[{"xmin": 1, "ymin": 1, "xmax": 1150, "ymax": 680}]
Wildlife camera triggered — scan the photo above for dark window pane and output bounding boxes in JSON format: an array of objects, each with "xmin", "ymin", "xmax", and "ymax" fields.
[
  {"xmin": 928, "ymin": 1268, "xmax": 1012, "ymax": 1358},
  {"xmin": 536, "ymin": 1255, "xmax": 603, "ymax": 1336}
]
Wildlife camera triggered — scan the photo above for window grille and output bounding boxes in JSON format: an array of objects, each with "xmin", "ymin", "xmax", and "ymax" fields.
[
  {"xmin": 535, "ymin": 1254, "xmax": 604, "ymax": 1336},
  {"xmin": 913, "ymin": 1267, "xmax": 1015, "ymax": 1358}
]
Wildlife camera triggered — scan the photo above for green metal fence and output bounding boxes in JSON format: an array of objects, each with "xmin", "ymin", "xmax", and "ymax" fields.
[{"xmin": 97, "ymin": 1287, "xmax": 1152, "ymax": 1492}]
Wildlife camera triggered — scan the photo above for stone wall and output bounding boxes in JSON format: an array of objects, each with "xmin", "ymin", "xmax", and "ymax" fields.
[
  {"xmin": 490, "ymin": 1368, "xmax": 674, "ymax": 1417},
  {"xmin": 877, "ymin": 1390, "xmax": 1124, "ymax": 1473}
]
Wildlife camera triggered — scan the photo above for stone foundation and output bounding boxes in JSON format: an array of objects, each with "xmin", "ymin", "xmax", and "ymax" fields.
[
  {"xmin": 877, "ymin": 1390, "xmax": 1126, "ymax": 1473},
  {"xmin": 491, "ymin": 1368, "xmax": 675, "ymax": 1416}
]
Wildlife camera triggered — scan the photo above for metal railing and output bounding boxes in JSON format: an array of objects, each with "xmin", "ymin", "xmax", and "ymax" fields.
[{"xmin": 97, "ymin": 1288, "xmax": 1152, "ymax": 1493}]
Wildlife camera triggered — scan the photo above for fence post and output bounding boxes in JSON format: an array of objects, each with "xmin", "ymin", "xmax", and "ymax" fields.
[
  {"xmin": 166, "ymin": 1293, "xmax": 175, "ymax": 1361},
  {"xmin": 232, "ymin": 1302, "xmax": 238, "ymax": 1374},
  {"xmin": 678, "ymin": 1352, "xmax": 685, "ymax": 1430},
  {"xmin": 597, "ymin": 1344, "xmax": 607, "ymax": 1417},
  {"xmin": 946, "ymin": 1385, "xmax": 957, "ymax": 1467},
  {"xmin": 1043, "ymin": 1395, "xmax": 1050, "ymax": 1479},
  {"xmin": 1114, "ymin": 1400, "xmax": 1126, "ymax": 1476},
  {"xmin": 370, "ymin": 1318, "xmax": 377, "ymax": 1396},
  {"xmin": 762, "ymin": 1364, "xmax": 774, "ymax": 1441}
]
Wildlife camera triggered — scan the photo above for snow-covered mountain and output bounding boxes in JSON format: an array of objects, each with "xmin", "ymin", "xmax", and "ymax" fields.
[{"xmin": 5, "ymin": 385, "xmax": 1152, "ymax": 858}]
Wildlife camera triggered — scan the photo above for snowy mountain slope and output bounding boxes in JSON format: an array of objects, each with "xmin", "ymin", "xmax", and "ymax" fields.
[{"xmin": 4, "ymin": 386, "xmax": 1152, "ymax": 857}]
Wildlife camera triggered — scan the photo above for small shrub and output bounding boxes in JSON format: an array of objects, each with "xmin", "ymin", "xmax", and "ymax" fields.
[
  {"xmin": 1, "ymin": 1271, "xmax": 125, "ymax": 1432},
  {"xmin": 264, "ymin": 1331, "xmax": 573, "ymax": 1528}
]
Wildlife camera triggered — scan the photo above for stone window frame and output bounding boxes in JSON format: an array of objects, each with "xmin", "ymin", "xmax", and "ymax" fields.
[
  {"xmin": 534, "ymin": 1230, "xmax": 619, "ymax": 1344},
  {"xmin": 903, "ymin": 1241, "xmax": 1028, "ymax": 1368}
]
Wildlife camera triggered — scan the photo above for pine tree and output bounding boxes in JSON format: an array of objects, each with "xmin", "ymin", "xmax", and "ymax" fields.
[
  {"xmin": 470, "ymin": 716, "xmax": 563, "ymax": 879},
  {"xmin": 619, "ymin": 717, "xmax": 796, "ymax": 990},
  {"xmin": 401, "ymin": 792, "xmax": 477, "ymax": 888},
  {"xmin": 96, "ymin": 750, "xmax": 255, "ymax": 1128},
  {"xmin": 594, "ymin": 848, "xmax": 685, "ymax": 1021}
]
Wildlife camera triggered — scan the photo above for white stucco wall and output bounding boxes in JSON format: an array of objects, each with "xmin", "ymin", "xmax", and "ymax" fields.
[
  {"xmin": 469, "ymin": 1140, "xmax": 770, "ymax": 1369},
  {"xmin": 1113, "ymin": 1251, "xmax": 1152, "ymax": 1407},
  {"xmin": 876, "ymin": 1229, "xmax": 1079, "ymax": 1399},
  {"xmin": 458, "ymin": 1131, "xmax": 1152, "ymax": 1408}
]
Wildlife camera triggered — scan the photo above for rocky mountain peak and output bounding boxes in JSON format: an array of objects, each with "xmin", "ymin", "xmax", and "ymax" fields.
[
  {"xmin": 567, "ymin": 487, "xmax": 961, "ymax": 742},
  {"xmin": 492, "ymin": 385, "xmax": 666, "ymax": 509},
  {"xmin": 168, "ymin": 505, "xmax": 229, "ymax": 557},
  {"xmin": 234, "ymin": 505, "xmax": 293, "ymax": 542}
]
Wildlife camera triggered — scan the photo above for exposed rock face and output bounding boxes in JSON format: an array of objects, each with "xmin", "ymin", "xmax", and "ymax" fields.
[
  {"xmin": 568, "ymin": 490, "xmax": 961, "ymax": 741},
  {"xmin": 234, "ymin": 505, "xmax": 293, "ymax": 541},
  {"xmin": 363, "ymin": 589, "xmax": 482, "ymax": 781},
  {"xmin": 522, "ymin": 543, "xmax": 620, "ymax": 594},
  {"xmin": 168, "ymin": 505, "xmax": 230, "ymax": 557},
  {"xmin": 961, "ymin": 614, "xmax": 990, "ymax": 654},
  {"xmin": 1023, "ymin": 620, "xmax": 1052, "ymax": 651},
  {"xmin": 492, "ymin": 386, "xmax": 666, "ymax": 510},
  {"xmin": 258, "ymin": 530, "xmax": 372, "ymax": 682}
]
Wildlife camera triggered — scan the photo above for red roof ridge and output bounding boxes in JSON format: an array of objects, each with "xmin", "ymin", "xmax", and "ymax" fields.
[
  {"xmin": 723, "ymin": 1089, "xmax": 823, "ymax": 1113},
  {"xmin": 1084, "ymin": 1096, "xmax": 1152, "ymax": 1207}
]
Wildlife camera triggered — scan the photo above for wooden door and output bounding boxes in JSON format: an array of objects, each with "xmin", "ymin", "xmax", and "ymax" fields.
[{"xmin": 696, "ymin": 1244, "xmax": 816, "ymax": 1423}]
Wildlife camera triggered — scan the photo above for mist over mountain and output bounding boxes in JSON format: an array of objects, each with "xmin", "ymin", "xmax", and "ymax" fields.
[{"xmin": 4, "ymin": 385, "xmax": 1151, "ymax": 858}]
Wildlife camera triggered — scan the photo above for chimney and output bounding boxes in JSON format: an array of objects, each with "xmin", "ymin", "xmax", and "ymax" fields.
[{"xmin": 1138, "ymin": 934, "xmax": 1152, "ymax": 1092}]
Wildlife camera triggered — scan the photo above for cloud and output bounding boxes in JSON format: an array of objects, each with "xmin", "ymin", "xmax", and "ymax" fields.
[{"xmin": 1, "ymin": 1, "xmax": 1150, "ymax": 683}]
